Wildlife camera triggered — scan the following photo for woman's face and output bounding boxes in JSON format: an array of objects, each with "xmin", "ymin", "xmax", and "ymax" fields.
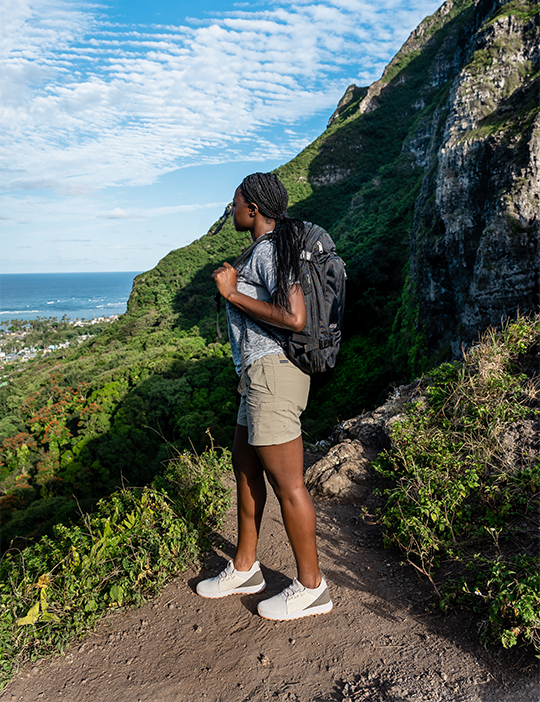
[{"xmin": 232, "ymin": 187, "xmax": 254, "ymax": 232}]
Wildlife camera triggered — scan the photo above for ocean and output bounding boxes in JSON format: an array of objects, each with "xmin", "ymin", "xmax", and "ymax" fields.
[{"xmin": 0, "ymin": 272, "xmax": 142, "ymax": 323}]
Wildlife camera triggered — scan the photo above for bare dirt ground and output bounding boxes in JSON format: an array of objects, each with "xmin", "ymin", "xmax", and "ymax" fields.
[{"xmin": 2, "ymin": 474, "xmax": 539, "ymax": 702}]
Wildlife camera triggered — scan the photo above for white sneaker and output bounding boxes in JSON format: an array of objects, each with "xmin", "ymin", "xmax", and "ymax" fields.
[
  {"xmin": 196, "ymin": 560, "xmax": 266, "ymax": 599},
  {"xmin": 257, "ymin": 577, "xmax": 333, "ymax": 620}
]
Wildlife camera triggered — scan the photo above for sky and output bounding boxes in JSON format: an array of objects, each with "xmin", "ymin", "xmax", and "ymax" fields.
[{"xmin": 1, "ymin": 0, "xmax": 443, "ymax": 274}]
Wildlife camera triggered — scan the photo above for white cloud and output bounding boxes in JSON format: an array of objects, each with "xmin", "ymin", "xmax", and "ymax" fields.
[
  {"xmin": 101, "ymin": 207, "xmax": 133, "ymax": 219},
  {"xmin": 0, "ymin": 0, "xmax": 442, "ymax": 195},
  {"xmin": 98, "ymin": 201, "xmax": 228, "ymax": 219}
]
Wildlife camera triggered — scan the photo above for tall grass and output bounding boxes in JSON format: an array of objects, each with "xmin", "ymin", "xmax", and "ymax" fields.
[{"xmin": 375, "ymin": 314, "xmax": 540, "ymax": 652}]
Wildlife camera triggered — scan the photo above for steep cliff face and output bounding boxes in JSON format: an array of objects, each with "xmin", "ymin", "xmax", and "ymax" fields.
[{"xmin": 406, "ymin": 0, "xmax": 540, "ymax": 356}]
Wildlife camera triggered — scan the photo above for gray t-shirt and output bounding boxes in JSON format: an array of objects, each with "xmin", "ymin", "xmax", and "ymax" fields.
[{"xmin": 227, "ymin": 238, "xmax": 287, "ymax": 375}]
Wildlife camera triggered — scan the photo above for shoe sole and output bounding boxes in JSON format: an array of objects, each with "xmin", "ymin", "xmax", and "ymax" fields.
[
  {"xmin": 196, "ymin": 582, "xmax": 266, "ymax": 599},
  {"xmin": 258, "ymin": 600, "xmax": 333, "ymax": 621}
]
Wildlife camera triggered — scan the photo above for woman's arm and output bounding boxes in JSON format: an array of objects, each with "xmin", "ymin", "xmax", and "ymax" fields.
[{"xmin": 212, "ymin": 262, "xmax": 306, "ymax": 333}]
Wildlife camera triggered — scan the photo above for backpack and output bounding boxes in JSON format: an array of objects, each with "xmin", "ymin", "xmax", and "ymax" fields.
[
  {"xmin": 216, "ymin": 222, "xmax": 346, "ymax": 373},
  {"xmin": 284, "ymin": 222, "xmax": 346, "ymax": 373}
]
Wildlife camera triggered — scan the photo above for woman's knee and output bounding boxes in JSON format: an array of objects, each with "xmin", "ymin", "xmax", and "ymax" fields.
[{"xmin": 269, "ymin": 477, "xmax": 309, "ymax": 505}]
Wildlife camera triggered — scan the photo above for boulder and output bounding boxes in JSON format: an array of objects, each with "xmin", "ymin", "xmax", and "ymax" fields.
[
  {"xmin": 331, "ymin": 381, "xmax": 423, "ymax": 454},
  {"xmin": 306, "ymin": 382, "xmax": 425, "ymax": 501},
  {"xmin": 305, "ymin": 440, "xmax": 370, "ymax": 502}
]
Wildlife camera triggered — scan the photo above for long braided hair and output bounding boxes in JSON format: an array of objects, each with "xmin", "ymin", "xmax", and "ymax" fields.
[{"xmin": 237, "ymin": 172, "xmax": 305, "ymax": 313}]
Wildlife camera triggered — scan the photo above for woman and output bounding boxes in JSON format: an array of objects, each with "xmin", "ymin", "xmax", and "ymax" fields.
[{"xmin": 196, "ymin": 172, "xmax": 332, "ymax": 621}]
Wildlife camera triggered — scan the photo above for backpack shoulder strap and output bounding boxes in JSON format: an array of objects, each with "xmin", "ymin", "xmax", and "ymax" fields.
[
  {"xmin": 214, "ymin": 233, "xmax": 272, "ymax": 337},
  {"xmin": 232, "ymin": 233, "xmax": 272, "ymax": 270}
]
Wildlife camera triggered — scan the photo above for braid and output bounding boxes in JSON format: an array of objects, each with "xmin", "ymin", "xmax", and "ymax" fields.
[{"xmin": 239, "ymin": 172, "xmax": 305, "ymax": 313}]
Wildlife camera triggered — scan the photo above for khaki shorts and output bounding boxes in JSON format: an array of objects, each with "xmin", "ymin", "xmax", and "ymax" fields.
[{"xmin": 237, "ymin": 353, "xmax": 310, "ymax": 446}]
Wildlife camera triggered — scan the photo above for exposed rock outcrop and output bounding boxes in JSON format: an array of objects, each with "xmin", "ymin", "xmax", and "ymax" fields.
[
  {"xmin": 327, "ymin": 84, "xmax": 368, "ymax": 127},
  {"xmin": 306, "ymin": 383, "xmax": 424, "ymax": 501},
  {"xmin": 305, "ymin": 440, "xmax": 370, "ymax": 501},
  {"xmin": 406, "ymin": 0, "xmax": 540, "ymax": 357},
  {"xmin": 307, "ymin": 370, "xmax": 539, "ymax": 502}
]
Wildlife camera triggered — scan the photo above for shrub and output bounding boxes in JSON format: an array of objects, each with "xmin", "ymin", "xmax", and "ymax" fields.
[
  {"xmin": 0, "ymin": 442, "xmax": 232, "ymax": 689},
  {"xmin": 374, "ymin": 315, "xmax": 540, "ymax": 653},
  {"xmin": 154, "ymin": 434, "xmax": 233, "ymax": 545}
]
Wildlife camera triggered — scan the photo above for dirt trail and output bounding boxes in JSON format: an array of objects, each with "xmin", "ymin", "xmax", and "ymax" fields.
[{"xmin": 2, "ymin": 479, "xmax": 538, "ymax": 702}]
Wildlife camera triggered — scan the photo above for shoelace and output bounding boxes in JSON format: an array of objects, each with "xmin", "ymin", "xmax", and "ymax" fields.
[
  {"xmin": 218, "ymin": 563, "xmax": 235, "ymax": 582},
  {"xmin": 282, "ymin": 580, "xmax": 305, "ymax": 599}
]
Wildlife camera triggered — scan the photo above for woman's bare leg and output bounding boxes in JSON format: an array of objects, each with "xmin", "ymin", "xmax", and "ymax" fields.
[
  {"xmin": 232, "ymin": 424, "xmax": 267, "ymax": 572},
  {"xmin": 256, "ymin": 436, "xmax": 321, "ymax": 589}
]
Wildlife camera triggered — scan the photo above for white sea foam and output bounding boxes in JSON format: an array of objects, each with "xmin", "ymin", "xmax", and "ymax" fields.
[{"xmin": 0, "ymin": 310, "xmax": 39, "ymax": 315}]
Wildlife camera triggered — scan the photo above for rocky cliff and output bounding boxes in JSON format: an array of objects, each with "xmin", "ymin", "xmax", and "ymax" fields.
[{"xmin": 405, "ymin": 0, "xmax": 540, "ymax": 358}]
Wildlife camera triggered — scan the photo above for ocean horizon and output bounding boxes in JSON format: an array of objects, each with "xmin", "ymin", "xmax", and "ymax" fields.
[{"xmin": 0, "ymin": 272, "xmax": 142, "ymax": 323}]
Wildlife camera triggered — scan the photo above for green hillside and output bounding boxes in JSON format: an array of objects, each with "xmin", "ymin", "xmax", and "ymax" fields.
[{"xmin": 120, "ymin": 0, "xmax": 478, "ymax": 432}]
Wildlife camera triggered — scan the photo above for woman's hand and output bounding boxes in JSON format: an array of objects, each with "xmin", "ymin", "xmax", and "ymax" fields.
[
  {"xmin": 212, "ymin": 262, "xmax": 237, "ymax": 301},
  {"xmin": 212, "ymin": 262, "xmax": 306, "ymax": 333}
]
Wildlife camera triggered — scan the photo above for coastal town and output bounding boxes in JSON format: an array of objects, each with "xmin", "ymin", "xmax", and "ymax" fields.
[{"xmin": 0, "ymin": 315, "xmax": 119, "ymax": 369}]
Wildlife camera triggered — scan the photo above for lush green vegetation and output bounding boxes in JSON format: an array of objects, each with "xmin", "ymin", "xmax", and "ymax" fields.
[
  {"xmin": 0, "ymin": 0, "xmax": 474, "ymax": 532},
  {"xmin": 374, "ymin": 315, "xmax": 540, "ymax": 653},
  {"xmin": 0, "ymin": 442, "xmax": 232, "ymax": 688},
  {"xmin": 2, "ymin": 0, "xmax": 537, "ymax": 550},
  {"xmin": 487, "ymin": 0, "xmax": 540, "ymax": 23},
  {"xmin": 0, "ymin": 324, "xmax": 237, "ymax": 550}
]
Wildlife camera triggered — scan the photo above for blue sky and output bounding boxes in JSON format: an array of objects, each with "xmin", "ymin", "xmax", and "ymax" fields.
[{"xmin": 1, "ymin": 0, "xmax": 443, "ymax": 274}]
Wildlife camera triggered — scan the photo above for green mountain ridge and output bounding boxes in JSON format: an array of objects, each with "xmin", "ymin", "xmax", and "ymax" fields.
[{"xmin": 124, "ymin": 0, "xmax": 539, "ymax": 424}]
